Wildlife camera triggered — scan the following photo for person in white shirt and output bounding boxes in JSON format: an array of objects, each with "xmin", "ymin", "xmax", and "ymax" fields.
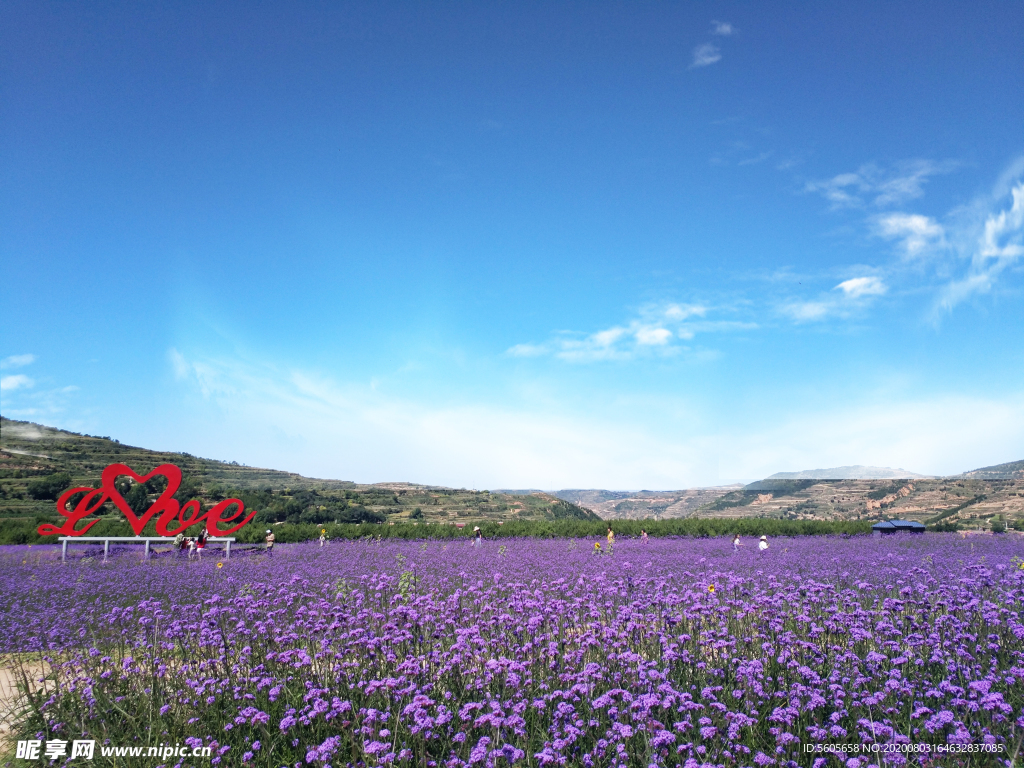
[{"xmin": 758, "ymin": 535, "xmax": 769, "ymax": 552}]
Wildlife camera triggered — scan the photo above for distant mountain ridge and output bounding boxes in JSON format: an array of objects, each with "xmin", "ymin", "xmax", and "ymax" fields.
[
  {"xmin": 955, "ymin": 460, "xmax": 1024, "ymax": 480},
  {"xmin": 764, "ymin": 465, "xmax": 932, "ymax": 480}
]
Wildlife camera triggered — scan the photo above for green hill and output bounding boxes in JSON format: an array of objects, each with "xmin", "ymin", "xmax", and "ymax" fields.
[
  {"xmin": 958, "ymin": 459, "xmax": 1024, "ymax": 480},
  {"xmin": 0, "ymin": 417, "xmax": 599, "ymax": 543}
]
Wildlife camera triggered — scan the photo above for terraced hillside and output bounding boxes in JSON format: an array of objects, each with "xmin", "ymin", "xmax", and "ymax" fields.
[
  {"xmin": 555, "ymin": 466, "xmax": 1024, "ymax": 530},
  {"xmin": 694, "ymin": 474, "xmax": 1024, "ymax": 529},
  {"xmin": 553, "ymin": 487, "xmax": 742, "ymax": 519},
  {"xmin": 0, "ymin": 418, "xmax": 598, "ymax": 534}
]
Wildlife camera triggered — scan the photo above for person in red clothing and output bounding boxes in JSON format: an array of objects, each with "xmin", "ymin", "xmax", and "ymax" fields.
[{"xmin": 195, "ymin": 529, "xmax": 208, "ymax": 560}]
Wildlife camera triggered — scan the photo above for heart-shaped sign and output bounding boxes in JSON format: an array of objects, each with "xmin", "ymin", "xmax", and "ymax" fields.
[
  {"xmin": 101, "ymin": 463, "xmax": 183, "ymax": 536},
  {"xmin": 37, "ymin": 461, "xmax": 257, "ymax": 538}
]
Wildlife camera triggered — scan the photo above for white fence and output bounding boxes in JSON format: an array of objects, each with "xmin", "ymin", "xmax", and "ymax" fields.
[{"xmin": 58, "ymin": 536, "xmax": 236, "ymax": 562}]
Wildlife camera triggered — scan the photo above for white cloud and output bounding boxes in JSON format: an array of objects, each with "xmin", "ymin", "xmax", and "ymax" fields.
[
  {"xmin": 0, "ymin": 354, "xmax": 34, "ymax": 370},
  {"xmin": 979, "ymin": 182, "xmax": 1024, "ymax": 262},
  {"xmin": 711, "ymin": 21, "xmax": 734, "ymax": 35},
  {"xmin": 691, "ymin": 43, "xmax": 721, "ymax": 68},
  {"xmin": 802, "ymin": 159, "xmax": 1024, "ymax": 319},
  {"xmin": 591, "ymin": 327, "xmax": 628, "ymax": 347},
  {"xmin": 938, "ymin": 181, "xmax": 1024, "ymax": 311},
  {"xmin": 780, "ymin": 301, "xmax": 831, "ymax": 322},
  {"xmin": 169, "ymin": 348, "xmax": 191, "ymax": 379},
  {"xmin": 166, "ymin": 351, "xmax": 719, "ymax": 488},
  {"xmin": 0, "ymin": 374, "xmax": 34, "ymax": 391},
  {"xmin": 166, "ymin": 349, "xmax": 1024, "ymax": 488},
  {"xmin": 875, "ymin": 213, "xmax": 945, "ymax": 258},
  {"xmin": 635, "ymin": 327, "xmax": 672, "ymax": 345},
  {"xmin": 507, "ymin": 304, "xmax": 723, "ymax": 362},
  {"xmin": 506, "ymin": 343, "xmax": 547, "ymax": 358},
  {"xmin": 835, "ymin": 276, "xmax": 886, "ymax": 298},
  {"xmin": 781, "ymin": 277, "xmax": 886, "ymax": 323},
  {"xmin": 806, "ymin": 160, "xmax": 955, "ymax": 209},
  {"xmin": 664, "ymin": 303, "xmax": 706, "ymax": 321}
]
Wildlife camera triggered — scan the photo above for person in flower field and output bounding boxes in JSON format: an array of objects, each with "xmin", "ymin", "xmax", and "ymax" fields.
[
  {"xmin": 732, "ymin": 533, "xmax": 741, "ymax": 552},
  {"xmin": 265, "ymin": 529, "xmax": 276, "ymax": 556},
  {"xmin": 759, "ymin": 534, "xmax": 769, "ymax": 552},
  {"xmin": 186, "ymin": 536, "xmax": 197, "ymax": 561},
  {"xmin": 319, "ymin": 529, "xmax": 327, "ymax": 547},
  {"xmin": 195, "ymin": 528, "xmax": 207, "ymax": 560},
  {"xmin": 640, "ymin": 529, "xmax": 648, "ymax": 543},
  {"xmin": 173, "ymin": 531, "xmax": 185, "ymax": 558},
  {"xmin": 472, "ymin": 526, "xmax": 482, "ymax": 547},
  {"xmin": 606, "ymin": 527, "xmax": 614, "ymax": 553}
]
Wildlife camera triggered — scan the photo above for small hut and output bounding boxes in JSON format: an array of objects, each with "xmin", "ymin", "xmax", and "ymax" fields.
[{"xmin": 872, "ymin": 520, "xmax": 926, "ymax": 537}]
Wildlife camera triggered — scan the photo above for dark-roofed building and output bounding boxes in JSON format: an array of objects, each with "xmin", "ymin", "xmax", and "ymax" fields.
[{"xmin": 872, "ymin": 520, "xmax": 926, "ymax": 536}]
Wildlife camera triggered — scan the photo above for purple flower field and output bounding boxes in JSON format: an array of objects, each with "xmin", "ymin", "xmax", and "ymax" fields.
[{"xmin": 2, "ymin": 534, "xmax": 1023, "ymax": 767}]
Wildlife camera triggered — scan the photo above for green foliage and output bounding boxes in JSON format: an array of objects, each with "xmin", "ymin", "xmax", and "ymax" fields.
[
  {"xmin": 226, "ymin": 517, "xmax": 872, "ymax": 544},
  {"xmin": 703, "ymin": 491, "xmax": 758, "ymax": 511},
  {"xmin": 124, "ymin": 482, "xmax": 150, "ymax": 515},
  {"xmin": 925, "ymin": 494, "xmax": 987, "ymax": 525},
  {"xmin": 741, "ymin": 479, "xmax": 815, "ymax": 493},
  {"xmin": 866, "ymin": 482, "xmax": 907, "ymax": 500},
  {"xmin": 548, "ymin": 499, "xmax": 601, "ymax": 520},
  {"xmin": 26, "ymin": 472, "xmax": 73, "ymax": 501}
]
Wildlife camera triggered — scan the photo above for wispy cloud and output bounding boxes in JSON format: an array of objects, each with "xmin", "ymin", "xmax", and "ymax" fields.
[
  {"xmin": 165, "ymin": 349, "xmax": 720, "ymax": 488},
  {"xmin": 938, "ymin": 180, "xmax": 1024, "ymax": 312},
  {"xmin": 169, "ymin": 348, "xmax": 191, "ymax": 380},
  {"xmin": 691, "ymin": 43, "xmax": 722, "ymax": 68},
  {"xmin": 875, "ymin": 213, "xmax": 946, "ymax": 258},
  {"xmin": 166, "ymin": 347, "xmax": 1024, "ymax": 487},
  {"xmin": 1, "ymin": 354, "xmax": 35, "ymax": 370},
  {"xmin": 711, "ymin": 21, "xmax": 734, "ymax": 36},
  {"xmin": 0, "ymin": 363, "xmax": 78, "ymax": 422},
  {"xmin": 779, "ymin": 301, "xmax": 831, "ymax": 322},
  {"xmin": 805, "ymin": 160, "xmax": 956, "ymax": 209},
  {"xmin": 738, "ymin": 151, "xmax": 773, "ymax": 167},
  {"xmin": 507, "ymin": 304, "xmax": 729, "ymax": 362},
  {"xmin": 836, "ymin": 276, "xmax": 887, "ymax": 298},
  {"xmin": 800, "ymin": 157, "xmax": 1024, "ymax": 320},
  {"xmin": 0, "ymin": 374, "xmax": 34, "ymax": 391},
  {"xmin": 780, "ymin": 276, "xmax": 886, "ymax": 322}
]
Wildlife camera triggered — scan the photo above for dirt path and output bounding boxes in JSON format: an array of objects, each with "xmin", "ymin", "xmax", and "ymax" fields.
[{"xmin": 0, "ymin": 661, "xmax": 46, "ymax": 748}]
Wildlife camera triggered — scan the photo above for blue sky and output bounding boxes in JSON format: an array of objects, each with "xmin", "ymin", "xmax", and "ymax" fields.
[{"xmin": 2, "ymin": 2, "xmax": 1023, "ymax": 488}]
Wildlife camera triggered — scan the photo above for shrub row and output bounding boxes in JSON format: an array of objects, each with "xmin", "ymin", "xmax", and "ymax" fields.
[{"xmin": 0, "ymin": 515, "xmax": 873, "ymax": 545}]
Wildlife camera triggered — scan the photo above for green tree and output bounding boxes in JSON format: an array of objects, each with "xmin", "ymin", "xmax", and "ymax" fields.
[
  {"xmin": 125, "ymin": 482, "xmax": 151, "ymax": 515},
  {"xmin": 27, "ymin": 472, "xmax": 73, "ymax": 501}
]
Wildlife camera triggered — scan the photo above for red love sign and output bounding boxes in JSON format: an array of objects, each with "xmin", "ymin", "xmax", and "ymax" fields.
[{"xmin": 36, "ymin": 463, "xmax": 257, "ymax": 538}]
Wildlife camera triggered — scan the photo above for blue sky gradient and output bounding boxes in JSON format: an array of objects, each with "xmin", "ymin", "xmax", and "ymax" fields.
[{"xmin": 2, "ymin": 2, "xmax": 1023, "ymax": 487}]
